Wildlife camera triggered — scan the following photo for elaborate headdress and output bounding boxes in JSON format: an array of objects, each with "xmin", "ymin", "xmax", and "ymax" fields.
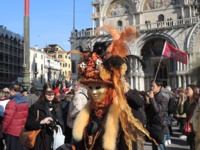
[{"xmin": 69, "ymin": 25, "xmax": 157, "ymax": 149}]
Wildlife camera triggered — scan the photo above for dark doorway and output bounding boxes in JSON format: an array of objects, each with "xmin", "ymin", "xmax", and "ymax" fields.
[{"xmin": 154, "ymin": 62, "xmax": 168, "ymax": 87}]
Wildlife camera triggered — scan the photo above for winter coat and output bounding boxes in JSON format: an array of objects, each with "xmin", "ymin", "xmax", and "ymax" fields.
[
  {"xmin": 25, "ymin": 100, "xmax": 64, "ymax": 150},
  {"xmin": 67, "ymin": 89, "xmax": 88, "ymax": 128},
  {"xmin": 25, "ymin": 94, "xmax": 38, "ymax": 107},
  {"xmin": 125, "ymin": 89, "xmax": 145, "ymax": 125},
  {"xmin": 2, "ymin": 93, "xmax": 28, "ymax": 136},
  {"xmin": 146, "ymin": 91, "xmax": 169, "ymax": 134}
]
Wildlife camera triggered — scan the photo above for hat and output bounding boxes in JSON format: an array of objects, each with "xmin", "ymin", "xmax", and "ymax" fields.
[
  {"xmin": 75, "ymin": 25, "xmax": 140, "ymax": 86},
  {"xmin": 3, "ymin": 87, "xmax": 10, "ymax": 93}
]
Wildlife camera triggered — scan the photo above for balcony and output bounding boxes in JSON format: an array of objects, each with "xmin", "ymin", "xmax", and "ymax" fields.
[
  {"xmin": 91, "ymin": 12, "xmax": 100, "ymax": 19},
  {"xmin": 70, "ymin": 16, "xmax": 200, "ymax": 38}
]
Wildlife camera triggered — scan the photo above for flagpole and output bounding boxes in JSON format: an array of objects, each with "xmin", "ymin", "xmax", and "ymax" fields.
[{"xmin": 153, "ymin": 41, "xmax": 167, "ymax": 82}]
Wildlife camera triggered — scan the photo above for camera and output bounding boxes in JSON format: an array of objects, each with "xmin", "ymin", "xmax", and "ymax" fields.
[{"xmin": 48, "ymin": 120, "xmax": 57, "ymax": 130}]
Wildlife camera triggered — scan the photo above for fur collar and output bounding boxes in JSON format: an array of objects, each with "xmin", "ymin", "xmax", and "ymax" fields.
[{"xmin": 73, "ymin": 99, "xmax": 120, "ymax": 150}]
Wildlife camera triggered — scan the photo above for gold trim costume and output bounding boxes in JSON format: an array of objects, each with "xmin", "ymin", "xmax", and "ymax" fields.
[{"xmin": 63, "ymin": 26, "xmax": 157, "ymax": 150}]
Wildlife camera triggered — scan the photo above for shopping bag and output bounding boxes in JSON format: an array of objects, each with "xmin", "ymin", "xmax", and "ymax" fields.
[{"xmin": 53, "ymin": 125, "xmax": 65, "ymax": 150}]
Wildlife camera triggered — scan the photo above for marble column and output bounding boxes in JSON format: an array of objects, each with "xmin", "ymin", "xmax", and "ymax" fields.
[
  {"xmin": 178, "ymin": 75, "xmax": 182, "ymax": 87},
  {"xmin": 183, "ymin": 75, "xmax": 186, "ymax": 89},
  {"xmin": 135, "ymin": 76, "xmax": 138, "ymax": 89},
  {"xmin": 189, "ymin": 6, "xmax": 192, "ymax": 18},
  {"xmin": 177, "ymin": 62, "xmax": 180, "ymax": 71},
  {"xmin": 130, "ymin": 76, "xmax": 133, "ymax": 89},
  {"xmin": 187, "ymin": 75, "xmax": 191, "ymax": 85}
]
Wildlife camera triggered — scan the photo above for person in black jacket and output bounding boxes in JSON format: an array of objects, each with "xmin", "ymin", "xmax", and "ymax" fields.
[
  {"xmin": 123, "ymin": 80, "xmax": 145, "ymax": 150},
  {"xmin": 146, "ymin": 80, "xmax": 169, "ymax": 150},
  {"xmin": 25, "ymin": 83, "xmax": 64, "ymax": 150}
]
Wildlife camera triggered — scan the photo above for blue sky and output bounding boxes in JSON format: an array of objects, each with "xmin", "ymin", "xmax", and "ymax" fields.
[{"xmin": 0, "ymin": 0, "xmax": 92, "ymax": 51}]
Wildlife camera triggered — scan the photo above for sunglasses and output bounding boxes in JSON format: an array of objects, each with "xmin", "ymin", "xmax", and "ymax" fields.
[{"xmin": 45, "ymin": 90, "xmax": 54, "ymax": 96}]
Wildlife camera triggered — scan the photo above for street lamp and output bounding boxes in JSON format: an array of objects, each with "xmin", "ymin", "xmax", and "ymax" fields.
[{"xmin": 22, "ymin": 0, "xmax": 31, "ymax": 90}]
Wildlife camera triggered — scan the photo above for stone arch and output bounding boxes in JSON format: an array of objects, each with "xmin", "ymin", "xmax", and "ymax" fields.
[
  {"xmin": 187, "ymin": 20, "xmax": 200, "ymax": 53},
  {"xmin": 133, "ymin": 33, "xmax": 179, "ymax": 56}
]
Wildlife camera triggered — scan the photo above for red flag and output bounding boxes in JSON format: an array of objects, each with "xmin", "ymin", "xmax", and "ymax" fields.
[{"xmin": 162, "ymin": 42, "xmax": 188, "ymax": 64}]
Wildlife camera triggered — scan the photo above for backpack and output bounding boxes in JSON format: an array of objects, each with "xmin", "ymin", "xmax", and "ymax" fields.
[{"xmin": 168, "ymin": 95, "xmax": 178, "ymax": 114}]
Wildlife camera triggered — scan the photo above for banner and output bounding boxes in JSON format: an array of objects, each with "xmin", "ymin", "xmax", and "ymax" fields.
[{"xmin": 162, "ymin": 42, "xmax": 188, "ymax": 64}]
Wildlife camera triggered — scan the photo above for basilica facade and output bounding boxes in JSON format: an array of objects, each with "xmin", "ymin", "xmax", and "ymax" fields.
[{"xmin": 70, "ymin": 0, "xmax": 200, "ymax": 90}]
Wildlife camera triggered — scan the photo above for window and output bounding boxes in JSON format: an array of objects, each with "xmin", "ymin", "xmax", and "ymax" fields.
[
  {"xmin": 41, "ymin": 64, "xmax": 43, "ymax": 72},
  {"xmin": 118, "ymin": 20, "xmax": 123, "ymax": 27},
  {"xmin": 158, "ymin": 14, "xmax": 164, "ymax": 21},
  {"xmin": 41, "ymin": 55, "xmax": 43, "ymax": 59},
  {"xmin": 35, "ymin": 63, "xmax": 37, "ymax": 72},
  {"xmin": 41, "ymin": 75, "xmax": 43, "ymax": 83},
  {"xmin": 65, "ymin": 63, "xmax": 67, "ymax": 67},
  {"xmin": 58, "ymin": 55, "xmax": 62, "ymax": 58},
  {"xmin": 72, "ymin": 60, "xmax": 76, "ymax": 73}
]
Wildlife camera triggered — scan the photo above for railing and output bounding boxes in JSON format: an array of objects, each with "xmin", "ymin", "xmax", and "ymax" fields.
[
  {"xmin": 92, "ymin": 0, "xmax": 101, "ymax": 4},
  {"xmin": 71, "ymin": 16, "xmax": 200, "ymax": 38},
  {"xmin": 91, "ymin": 12, "xmax": 100, "ymax": 18}
]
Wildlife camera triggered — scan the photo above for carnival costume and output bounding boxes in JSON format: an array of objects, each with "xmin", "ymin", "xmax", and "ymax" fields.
[{"xmin": 63, "ymin": 26, "xmax": 157, "ymax": 150}]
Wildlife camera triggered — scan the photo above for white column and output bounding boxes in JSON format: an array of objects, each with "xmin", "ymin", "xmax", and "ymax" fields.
[
  {"xmin": 183, "ymin": 75, "xmax": 186, "ymax": 89},
  {"xmin": 135, "ymin": 76, "xmax": 138, "ymax": 89},
  {"xmin": 141, "ymin": 76, "xmax": 145, "ymax": 91},
  {"xmin": 181, "ymin": 6, "xmax": 184, "ymax": 18},
  {"xmin": 138, "ymin": 76, "xmax": 141, "ymax": 90},
  {"xmin": 178, "ymin": 76, "xmax": 181, "ymax": 87},
  {"xmin": 180, "ymin": 63, "xmax": 183, "ymax": 71},
  {"xmin": 130, "ymin": 76, "xmax": 133, "ymax": 89},
  {"xmin": 189, "ymin": 6, "xmax": 192, "ymax": 18},
  {"xmin": 188, "ymin": 75, "xmax": 191, "ymax": 85},
  {"xmin": 177, "ymin": 62, "xmax": 180, "ymax": 71}
]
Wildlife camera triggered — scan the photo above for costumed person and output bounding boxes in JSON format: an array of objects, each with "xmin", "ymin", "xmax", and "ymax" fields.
[
  {"xmin": 57, "ymin": 26, "xmax": 157, "ymax": 150},
  {"xmin": 25, "ymin": 83, "xmax": 64, "ymax": 150}
]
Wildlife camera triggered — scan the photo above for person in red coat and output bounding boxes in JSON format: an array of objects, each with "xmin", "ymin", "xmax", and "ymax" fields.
[{"xmin": 2, "ymin": 84, "xmax": 29, "ymax": 150}]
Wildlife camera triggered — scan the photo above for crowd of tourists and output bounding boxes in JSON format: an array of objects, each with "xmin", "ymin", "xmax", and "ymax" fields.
[{"xmin": 0, "ymin": 73, "xmax": 199, "ymax": 150}]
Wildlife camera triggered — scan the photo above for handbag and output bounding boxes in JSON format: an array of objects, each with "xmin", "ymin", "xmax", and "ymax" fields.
[
  {"xmin": 19, "ymin": 110, "xmax": 41, "ymax": 148},
  {"xmin": 182, "ymin": 104, "xmax": 196, "ymax": 136},
  {"xmin": 182, "ymin": 122, "xmax": 192, "ymax": 135},
  {"xmin": 53, "ymin": 125, "xmax": 65, "ymax": 150},
  {"xmin": 147, "ymin": 123, "xmax": 164, "ymax": 144}
]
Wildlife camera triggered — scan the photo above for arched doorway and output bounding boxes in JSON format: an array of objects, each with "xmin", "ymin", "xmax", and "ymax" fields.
[{"xmin": 154, "ymin": 62, "xmax": 168, "ymax": 87}]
